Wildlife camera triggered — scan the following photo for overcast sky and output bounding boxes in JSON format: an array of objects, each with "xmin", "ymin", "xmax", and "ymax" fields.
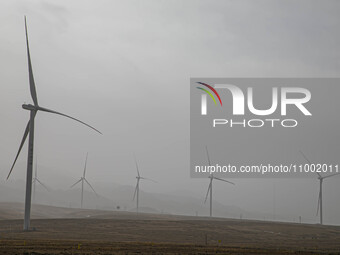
[{"xmin": 0, "ymin": 0, "xmax": 340, "ymax": 224}]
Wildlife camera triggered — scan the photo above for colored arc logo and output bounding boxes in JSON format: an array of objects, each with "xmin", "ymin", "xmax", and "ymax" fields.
[{"xmin": 196, "ymin": 82, "xmax": 223, "ymax": 106}]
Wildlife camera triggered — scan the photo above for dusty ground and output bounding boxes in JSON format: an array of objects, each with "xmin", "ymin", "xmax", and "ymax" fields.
[{"xmin": 0, "ymin": 203, "xmax": 339, "ymax": 254}]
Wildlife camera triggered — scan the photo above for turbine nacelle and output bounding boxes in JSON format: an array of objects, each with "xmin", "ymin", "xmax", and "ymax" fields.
[{"xmin": 22, "ymin": 104, "xmax": 37, "ymax": 111}]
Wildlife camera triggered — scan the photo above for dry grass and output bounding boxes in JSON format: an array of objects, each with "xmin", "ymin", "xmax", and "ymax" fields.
[
  {"xmin": 0, "ymin": 203, "xmax": 339, "ymax": 254},
  {"xmin": 0, "ymin": 217, "xmax": 339, "ymax": 254}
]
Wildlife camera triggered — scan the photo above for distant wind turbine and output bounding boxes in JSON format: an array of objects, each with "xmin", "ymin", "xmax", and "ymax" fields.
[
  {"xmin": 6, "ymin": 17, "xmax": 102, "ymax": 231},
  {"xmin": 133, "ymin": 155, "xmax": 157, "ymax": 213},
  {"xmin": 70, "ymin": 153, "xmax": 98, "ymax": 209},
  {"xmin": 32, "ymin": 156, "xmax": 49, "ymax": 204},
  {"xmin": 300, "ymin": 151, "xmax": 340, "ymax": 225},
  {"xmin": 204, "ymin": 146, "xmax": 235, "ymax": 217}
]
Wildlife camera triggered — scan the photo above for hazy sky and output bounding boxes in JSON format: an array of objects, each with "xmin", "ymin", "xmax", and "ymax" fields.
[{"xmin": 0, "ymin": 0, "xmax": 340, "ymax": 223}]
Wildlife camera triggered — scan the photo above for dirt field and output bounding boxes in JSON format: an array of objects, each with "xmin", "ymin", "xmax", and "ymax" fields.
[{"xmin": 0, "ymin": 204, "xmax": 340, "ymax": 254}]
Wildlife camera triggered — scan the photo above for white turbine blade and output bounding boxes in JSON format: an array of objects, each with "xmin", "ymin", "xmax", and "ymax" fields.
[
  {"xmin": 323, "ymin": 172, "xmax": 340, "ymax": 179},
  {"xmin": 134, "ymin": 155, "xmax": 140, "ymax": 177},
  {"xmin": 316, "ymin": 188, "xmax": 321, "ymax": 216},
  {"xmin": 205, "ymin": 145, "xmax": 212, "ymax": 166},
  {"xmin": 133, "ymin": 181, "xmax": 139, "ymax": 201},
  {"xmin": 83, "ymin": 153, "xmax": 88, "ymax": 178},
  {"xmin": 84, "ymin": 178, "xmax": 98, "ymax": 197},
  {"xmin": 204, "ymin": 182, "xmax": 211, "ymax": 203},
  {"xmin": 213, "ymin": 177, "xmax": 235, "ymax": 185},
  {"xmin": 140, "ymin": 177, "xmax": 157, "ymax": 183},
  {"xmin": 70, "ymin": 178, "xmax": 82, "ymax": 188},
  {"xmin": 7, "ymin": 119, "xmax": 32, "ymax": 180},
  {"xmin": 36, "ymin": 106, "xmax": 102, "ymax": 134},
  {"xmin": 36, "ymin": 179, "xmax": 50, "ymax": 191},
  {"xmin": 24, "ymin": 16, "xmax": 38, "ymax": 106},
  {"xmin": 299, "ymin": 150, "xmax": 311, "ymax": 164},
  {"xmin": 300, "ymin": 150, "xmax": 322, "ymax": 178},
  {"xmin": 35, "ymin": 155, "xmax": 38, "ymax": 178}
]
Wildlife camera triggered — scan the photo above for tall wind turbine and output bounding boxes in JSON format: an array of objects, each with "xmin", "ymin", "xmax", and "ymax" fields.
[
  {"xmin": 300, "ymin": 151, "xmax": 340, "ymax": 225},
  {"xmin": 204, "ymin": 146, "xmax": 235, "ymax": 217},
  {"xmin": 6, "ymin": 17, "xmax": 101, "ymax": 231},
  {"xmin": 32, "ymin": 156, "xmax": 49, "ymax": 204},
  {"xmin": 133, "ymin": 156, "xmax": 156, "ymax": 213},
  {"xmin": 70, "ymin": 153, "xmax": 98, "ymax": 209}
]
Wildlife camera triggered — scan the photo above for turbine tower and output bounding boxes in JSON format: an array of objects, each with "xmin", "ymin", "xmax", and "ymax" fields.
[
  {"xmin": 70, "ymin": 153, "xmax": 98, "ymax": 209},
  {"xmin": 300, "ymin": 151, "xmax": 340, "ymax": 225},
  {"xmin": 133, "ymin": 156, "xmax": 156, "ymax": 213},
  {"xmin": 7, "ymin": 17, "xmax": 101, "ymax": 231},
  {"xmin": 204, "ymin": 146, "xmax": 235, "ymax": 217},
  {"xmin": 32, "ymin": 156, "xmax": 49, "ymax": 204}
]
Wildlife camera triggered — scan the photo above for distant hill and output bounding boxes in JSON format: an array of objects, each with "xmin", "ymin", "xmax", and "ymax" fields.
[{"xmin": 0, "ymin": 180, "xmax": 303, "ymax": 223}]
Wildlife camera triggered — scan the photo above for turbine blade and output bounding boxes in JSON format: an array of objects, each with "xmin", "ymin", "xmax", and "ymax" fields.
[
  {"xmin": 140, "ymin": 177, "xmax": 157, "ymax": 183},
  {"xmin": 84, "ymin": 178, "xmax": 98, "ymax": 197},
  {"xmin": 322, "ymin": 172, "xmax": 340, "ymax": 179},
  {"xmin": 213, "ymin": 177, "xmax": 235, "ymax": 185},
  {"xmin": 204, "ymin": 182, "xmax": 211, "ymax": 204},
  {"xmin": 36, "ymin": 178, "xmax": 50, "ymax": 191},
  {"xmin": 300, "ymin": 150, "xmax": 322, "ymax": 178},
  {"xmin": 36, "ymin": 106, "xmax": 102, "ymax": 134},
  {"xmin": 134, "ymin": 154, "xmax": 140, "ymax": 177},
  {"xmin": 7, "ymin": 120, "xmax": 31, "ymax": 179},
  {"xmin": 299, "ymin": 150, "xmax": 311, "ymax": 164},
  {"xmin": 83, "ymin": 153, "xmax": 88, "ymax": 178},
  {"xmin": 316, "ymin": 188, "xmax": 321, "ymax": 216},
  {"xmin": 205, "ymin": 145, "xmax": 212, "ymax": 166},
  {"xmin": 35, "ymin": 155, "xmax": 38, "ymax": 178},
  {"xmin": 24, "ymin": 16, "xmax": 38, "ymax": 106},
  {"xmin": 133, "ymin": 181, "xmax": 139, "ymax": 201},
  {"xmin": 70, "ymin": 178, "xmax": 82, "ymax": 188}
]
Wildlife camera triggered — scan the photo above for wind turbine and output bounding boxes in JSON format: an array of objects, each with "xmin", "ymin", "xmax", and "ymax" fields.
[
  {"xmin": 6, "ymin": 17, "xmax": 101, "ymax": 231},
  {"xmin": 70, "ymin": 153, "xmax": 98, "ymax": 209},
  {"xmin": 133, "ymin": 156, "xmax": 156, "ymax": 213},
  {"xmin": 32, "ymin": 156, "xmax": 49, "ymax": 204},
  {"xmin": 204, "ymin": 146, "xmax": 235, "ymax": 217},
  {"xmin": 300, "ymin": 151, "xmax": 340, "ymax": 225}
]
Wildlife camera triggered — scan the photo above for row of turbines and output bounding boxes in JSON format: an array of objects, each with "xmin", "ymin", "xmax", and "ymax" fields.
[
  {"xmin": 30, "ymin": 143, "xmax": 338, "ymax": 227},
  {"xmin": 7, "ymin": 17, "xmax": 340, "ymax": 231},
  {"xmin": 205, "ymin": 147, "xmax": 340, "ymax": 225},
  {"xmin": 32, "ymin": 152, "xmax": 157, "ymax": 212}
]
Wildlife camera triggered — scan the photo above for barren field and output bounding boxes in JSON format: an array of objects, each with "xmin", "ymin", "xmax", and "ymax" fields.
[{"xmin": 0, "ymin": 203, "xmax": 339, "ymax": 254}]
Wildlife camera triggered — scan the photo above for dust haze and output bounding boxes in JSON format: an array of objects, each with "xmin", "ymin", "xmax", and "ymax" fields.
[{"xmin": 0, "ymin": 0, "xmax": 340, "ymax": 225}]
